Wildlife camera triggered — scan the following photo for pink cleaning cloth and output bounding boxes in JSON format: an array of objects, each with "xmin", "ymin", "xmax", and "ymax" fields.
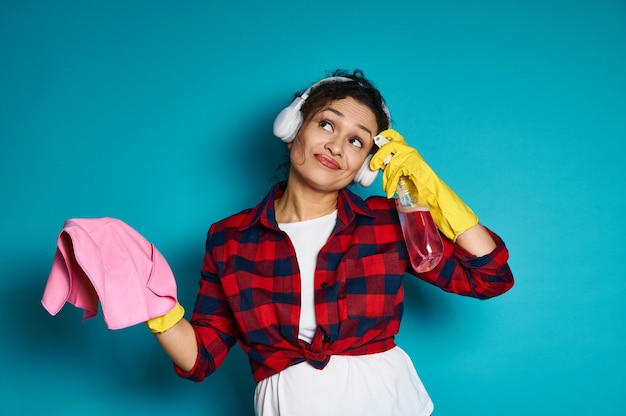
[{"xmin": 42, "ymin": 217, "xmax": 178, "ymax": 330}]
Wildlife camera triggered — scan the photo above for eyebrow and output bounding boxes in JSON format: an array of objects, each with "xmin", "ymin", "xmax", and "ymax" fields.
[{"xmin": 322, "ymin": 107, "xmax": 373, "ymax": 137}]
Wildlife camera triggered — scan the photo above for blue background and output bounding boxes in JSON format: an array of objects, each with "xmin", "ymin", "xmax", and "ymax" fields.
[{"xmin": 1, "ymin": 1, "xmax": 625, "ymax": 414}]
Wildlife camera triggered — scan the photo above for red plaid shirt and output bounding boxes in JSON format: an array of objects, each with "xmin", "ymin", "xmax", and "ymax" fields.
[{"xmin": 175, "ymin": 183, "xmax": 513, "ymax": 383}]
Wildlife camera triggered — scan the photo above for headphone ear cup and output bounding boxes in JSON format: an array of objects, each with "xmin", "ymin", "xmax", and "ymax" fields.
[
  {"xmin": 273, "ymin": 97, "xmax": 305, "ymax": 143},
  {"xmin": 353, "ymin": 154, "xmax": 379, "ymax": 187}
]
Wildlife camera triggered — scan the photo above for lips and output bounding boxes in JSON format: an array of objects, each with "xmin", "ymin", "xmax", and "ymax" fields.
[{"xmin": 315, "ymin": 154, "xmax": 341, "ymax": 170}]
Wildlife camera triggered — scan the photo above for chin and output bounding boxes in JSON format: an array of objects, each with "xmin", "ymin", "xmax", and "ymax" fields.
[
  {"xmin": 290, "ymin": 168, "xmax": 354, "ymax": 192},
  {"xmin": 312, "ymin": 178, "xmax": 353, "ymax": 193}
]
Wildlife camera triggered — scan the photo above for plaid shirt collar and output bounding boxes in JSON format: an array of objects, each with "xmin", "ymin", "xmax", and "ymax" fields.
[{"xmin": 238, "ymin": 182, "xmax": 377, "ymax": 232}]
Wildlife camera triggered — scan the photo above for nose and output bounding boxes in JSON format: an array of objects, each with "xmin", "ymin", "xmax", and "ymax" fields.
[{"xmin": 324, "ymin": 136, "xmax": 343, "ymax": 156}]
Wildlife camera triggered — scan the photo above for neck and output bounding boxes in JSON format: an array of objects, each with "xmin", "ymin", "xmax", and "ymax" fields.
[{"xmin": 275, "ymin": 182, "xmax": 339, "ymax": 223}]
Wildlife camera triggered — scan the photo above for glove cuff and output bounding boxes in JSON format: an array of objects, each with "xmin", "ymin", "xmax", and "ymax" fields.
[
  {"xmin": 446, "ymin": 211, "xmax": 479, "ymax": 242},
  {"xmin": 145, "ymin": 302, "xmax": 185, "ymax": 333},
  {"xmin": 426, "ymin": 180, "xmax": 479, "ymax": 242}
]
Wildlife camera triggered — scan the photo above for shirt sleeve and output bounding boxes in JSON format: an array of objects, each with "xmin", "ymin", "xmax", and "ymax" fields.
[
  {"xmin": 414, "ymin": 227, "xmax": 514, "ymax": 299},
  {"xmin": 174, "ymin": 226, "xmax": 239, "ymax": 382}
]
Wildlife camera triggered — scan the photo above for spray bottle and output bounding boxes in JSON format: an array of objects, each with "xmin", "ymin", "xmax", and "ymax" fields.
[{"xmin": 374, "ymin": 135, "xmax": 443, "ymax": 272}]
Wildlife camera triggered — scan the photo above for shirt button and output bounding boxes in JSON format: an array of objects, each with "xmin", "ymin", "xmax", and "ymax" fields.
[{"xmin": 320, "ymin": 282, "xmax": 327, "ymax": 288}]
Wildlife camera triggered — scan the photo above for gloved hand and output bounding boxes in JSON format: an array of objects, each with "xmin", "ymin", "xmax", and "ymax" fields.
[
  {"xmin": 370, "ymin": 129, "xmax": 479, "ymax": 241},
  {"xmin": 145, "ymin": 302, "xmax": 185, "ymax": 333}
]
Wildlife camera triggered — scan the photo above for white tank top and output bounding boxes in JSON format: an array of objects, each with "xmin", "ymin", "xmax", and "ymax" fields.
[
  {"xmin": 261, "ymin": 210, "xmax": 433, "ymax": 416},
  {"xmin": 278, "ymin": 210, "xmax": 336, "ymax": 342}
]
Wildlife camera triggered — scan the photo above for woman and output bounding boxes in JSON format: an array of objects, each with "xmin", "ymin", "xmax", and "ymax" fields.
[{"xmin": 146, "ymin": 69, "xmax": 514, "ymax": 415}]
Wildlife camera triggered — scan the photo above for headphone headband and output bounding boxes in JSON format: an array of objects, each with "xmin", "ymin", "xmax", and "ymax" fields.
[{"xmin": 300, "ymin": 76, "xmax": 352, "ymax": 101}]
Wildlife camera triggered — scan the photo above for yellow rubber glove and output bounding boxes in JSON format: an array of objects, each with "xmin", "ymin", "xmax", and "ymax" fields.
[
  {"xmin": 145, "ymin": 302, "xmax": 185, "ymax": 334},
  {"xmin": 370, "ymin": 129, "xmax": 479, "ymax": 241}
]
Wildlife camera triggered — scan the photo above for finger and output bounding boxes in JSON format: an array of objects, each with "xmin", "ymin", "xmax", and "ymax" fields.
[
  {"xmin": 370, "ymin": 141, "xmax": 406, "ymax": 170},
  {"xmin": 382, "ymin": 165, "xmax": 409, "ymax": 199},
  {"xmin": 369, "ymin": 146, "xmax": 394, "ymax": 170},
  {"xmin": 381, "ymin": 172, "xmax": 396, "ymax": 199}
]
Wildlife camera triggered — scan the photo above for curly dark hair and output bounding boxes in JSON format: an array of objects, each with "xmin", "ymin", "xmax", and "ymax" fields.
[{"xmin": 298, "ymin": 69, "xmax": 391, "ymax": 135}]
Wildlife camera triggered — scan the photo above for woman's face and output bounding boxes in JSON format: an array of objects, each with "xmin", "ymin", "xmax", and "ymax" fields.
[{"xmin": 288, "ymin": 97, "xmax": 378, "ymax": 192}]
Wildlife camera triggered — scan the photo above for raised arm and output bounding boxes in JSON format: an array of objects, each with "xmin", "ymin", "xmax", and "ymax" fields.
[
  {"xmin": 370, "ymin": 129, "xmax": 513, "ymax": 298},
  {"xmin": 455, "ymin": 223, "xmax": 497, "ymax": 257}
]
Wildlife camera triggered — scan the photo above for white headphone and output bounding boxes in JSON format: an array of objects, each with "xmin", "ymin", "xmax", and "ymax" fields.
[{"xmin": 273, "ymin": 76, "xmax": 391, "ymax": 187}]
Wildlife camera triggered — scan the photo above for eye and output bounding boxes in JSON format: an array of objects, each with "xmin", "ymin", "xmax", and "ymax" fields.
[
  {"xmin": 349, "ymin": 137, "xmax": 364, "ymax": 149},
  {"xmin": 319, "ymin": 120, "xmax": 333, "ymax": 131}
]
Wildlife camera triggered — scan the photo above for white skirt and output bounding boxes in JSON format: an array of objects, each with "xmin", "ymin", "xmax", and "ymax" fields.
[{"xmin": 254, "ymin": 347, "xmax": 434, "ymax": 416}]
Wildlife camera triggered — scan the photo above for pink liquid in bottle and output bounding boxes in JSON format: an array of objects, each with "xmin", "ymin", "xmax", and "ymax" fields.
[{"xmin": 396, "ymin": 203, "xmax": 443, "ymax": 273}]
